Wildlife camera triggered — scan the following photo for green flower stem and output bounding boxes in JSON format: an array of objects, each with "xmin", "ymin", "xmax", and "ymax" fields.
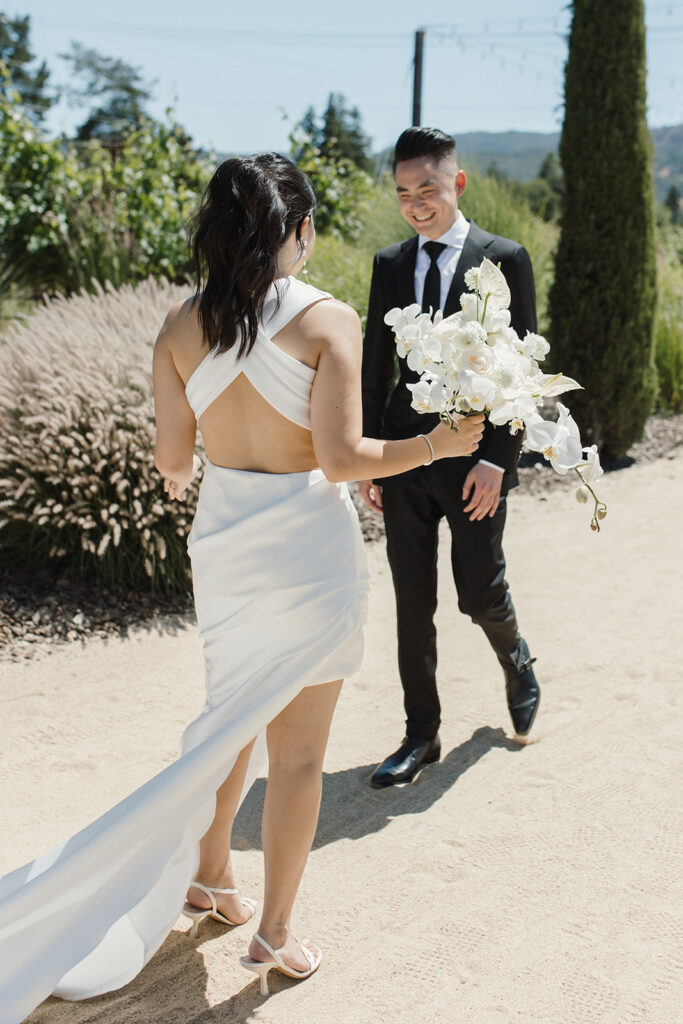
[{"xmin": 573, "ymin": 465, "xmax": 607, "ymax": 532}]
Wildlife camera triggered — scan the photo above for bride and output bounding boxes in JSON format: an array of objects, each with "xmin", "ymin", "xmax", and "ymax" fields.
[{"xmin": 0, "ymin": 153, "xmax": 483, "ymax": 1020}]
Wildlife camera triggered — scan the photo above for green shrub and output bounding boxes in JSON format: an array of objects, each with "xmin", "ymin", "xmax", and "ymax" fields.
[
  {"xmin": 0, "ymin": 277, "xmax": 198, "ymax": 592},
  {"xmin": 291, "ymin": 130, "xmax": 373, "ymax": 238},
  {"xmin": 0, "ymin": 93, "xmax": 212, "ymax": 298}
]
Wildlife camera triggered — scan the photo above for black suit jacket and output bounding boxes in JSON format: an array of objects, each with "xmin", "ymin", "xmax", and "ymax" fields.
[{"xmin": 361, "ymin": 220, "xmax": 537, "ymax": 490}]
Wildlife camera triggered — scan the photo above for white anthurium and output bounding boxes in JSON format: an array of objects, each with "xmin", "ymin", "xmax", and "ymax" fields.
[
  {"xmin": 407, "ymin": 378, "xmax": 449, "ymax": 414},
  {"xmin": 534, "ymin": 372, "xmax": 583, "ymax": 398},
  {"xmin": 477, "ymin": 258, "xmax": 511, "ymax": 310},
  {"xmin": 461, "ymin": 291, "xmax": 511, "ymax": 332}
]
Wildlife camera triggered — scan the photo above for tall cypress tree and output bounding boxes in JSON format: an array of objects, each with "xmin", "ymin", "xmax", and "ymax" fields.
[{"xmin": 549, "ymin": 0, "xmax": 656, "ymax": 460}]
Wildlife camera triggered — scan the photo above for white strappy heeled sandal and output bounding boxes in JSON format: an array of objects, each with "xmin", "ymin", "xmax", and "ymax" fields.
[
  {"xmin": 239, "ymin": 932, "xmax": 322, "ymax": 996},
  {"xmin": 183, "ymin": 882, "xmax": 257, "ymax": 939}
]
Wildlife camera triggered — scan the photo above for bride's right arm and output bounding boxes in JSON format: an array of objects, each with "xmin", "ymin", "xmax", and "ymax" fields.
[{"xmin": 309, "ymin": 301, "xmax": 484, "ymax": 484}]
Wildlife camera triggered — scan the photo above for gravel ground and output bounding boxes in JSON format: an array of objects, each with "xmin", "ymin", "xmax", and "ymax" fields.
[{"xmin": 2, "ymin": 413, "xmax": 681, "ymax": 662}]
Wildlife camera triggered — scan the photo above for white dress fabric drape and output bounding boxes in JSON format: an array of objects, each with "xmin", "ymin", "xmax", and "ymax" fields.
[{"xmin": 0, "ymin": 277, "xmax": 369, "ymax": 1024}]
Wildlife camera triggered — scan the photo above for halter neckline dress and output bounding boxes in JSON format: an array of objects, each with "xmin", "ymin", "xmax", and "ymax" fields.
[{"xmin": 0, "ymin": 276, "xmax": 369, "ymax": 1024}]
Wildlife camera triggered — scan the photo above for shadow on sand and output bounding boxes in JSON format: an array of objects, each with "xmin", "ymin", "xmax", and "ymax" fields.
[
  {"xmin": 233, "ymin": 724, "xmax": 522, "ymax": 852},
  {"xmin": 26, "ymin": 926, "xmax": 295, "ymax": 1024}
]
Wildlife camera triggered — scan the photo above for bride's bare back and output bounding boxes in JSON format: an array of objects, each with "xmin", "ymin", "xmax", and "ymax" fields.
[
  {"xmin": 154, "ymin": 276, "xmax": 484, "ymax": 494},
  {"xmin": 163, "ymin": 293, "xmax": 333, "ymax": 474}
]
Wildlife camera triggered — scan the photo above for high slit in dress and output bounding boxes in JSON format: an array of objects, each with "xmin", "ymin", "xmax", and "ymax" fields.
[{"xmin": 0, "ymin": 276, "xmax": 369, "ymax": 1024}]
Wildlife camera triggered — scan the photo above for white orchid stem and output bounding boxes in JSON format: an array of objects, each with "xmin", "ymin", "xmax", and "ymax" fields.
[{"xmin": 573, "ymin": 465, "xmax": 607, "ymax": 532}]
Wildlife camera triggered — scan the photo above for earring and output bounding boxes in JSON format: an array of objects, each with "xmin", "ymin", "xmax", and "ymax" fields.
[{"xmin": 301, "ymin": 239, "xmax": 311, "ymax": 283}]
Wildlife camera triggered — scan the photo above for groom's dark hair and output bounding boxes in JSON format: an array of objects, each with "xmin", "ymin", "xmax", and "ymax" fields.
[{"xmin": 392, "ymin": 127, "xmax": 456, "ymax": 173}]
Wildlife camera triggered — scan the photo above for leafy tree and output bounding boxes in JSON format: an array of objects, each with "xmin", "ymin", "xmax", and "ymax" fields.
[
  {"xmin": 60, "ymin": 42, "xmax": 154, "ymax": 150},
  {"xmin": 0, "ymin": 13, "xmax": 50, "ymax": 122},
  {"xmin": 295, "ymin": 93, "xmax": 372, "ymax": 173},
  {"xmin": 0, "ymin": 89, "xmax": 212, "ymax": 297},
  {"xmin": 538, "ymin": 151, "xmax": 563, "ymax": 195},
  {"xmin": 289, "ymin": 126, "xmax": 372, "ymax": 238},
  {"xmin": 548, "ymin": 0, "xmax": 657, "ymax": 460},
  {"xmin": 664, "ymin": 185, "xmax": 680, "ymax": 225},
  {"xmin": 515, "ymin": 151, "xmax": 564, "ymax": 221}
]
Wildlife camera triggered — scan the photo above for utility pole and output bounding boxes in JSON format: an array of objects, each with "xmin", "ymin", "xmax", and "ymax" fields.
[{"xmin": 412, "ymin": 28, "xmax": 425, "ymax": 126}]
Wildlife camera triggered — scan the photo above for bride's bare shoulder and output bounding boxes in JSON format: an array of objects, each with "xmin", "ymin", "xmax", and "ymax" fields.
[
  {"xmin": 158, "ymin": 296, "xmax": 203, "ymax": 344},
  {"xmin": 298, "ymin": 296, "xmax": 361, "ymax": 343}
]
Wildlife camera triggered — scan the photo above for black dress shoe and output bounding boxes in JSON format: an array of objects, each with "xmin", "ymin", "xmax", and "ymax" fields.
[
  {"xmin": 506, "ymin": 660, "xmax": 541, "ymax": 737},
  {"xmin": 370, "ymin": 734, "xmax": 441, "ymax": 788}
]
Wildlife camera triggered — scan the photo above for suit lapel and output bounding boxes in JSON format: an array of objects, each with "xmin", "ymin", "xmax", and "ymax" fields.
[
  {"xmin": 392, "ymin": 236, "xmax": 419, "ymax": 306},
  {"xmin": 443, "ymin": 220, "xmax": 495, "ymax": 316}
]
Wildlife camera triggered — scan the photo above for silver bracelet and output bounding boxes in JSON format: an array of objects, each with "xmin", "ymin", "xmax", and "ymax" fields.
[{"xmin": 418, "ymin": 434, "xmax": 435, "ymax": 466}]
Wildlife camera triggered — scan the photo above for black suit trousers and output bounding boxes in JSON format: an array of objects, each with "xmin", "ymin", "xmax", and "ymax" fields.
[{"xmin": 381, "ymin": 460, "xmax": 530, "ymax": 741}]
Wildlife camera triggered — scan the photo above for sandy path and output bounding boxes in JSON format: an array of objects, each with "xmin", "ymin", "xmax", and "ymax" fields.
[{"xmin": 1, "ymin": 453, "xmax": 681, "ymax": 1024}]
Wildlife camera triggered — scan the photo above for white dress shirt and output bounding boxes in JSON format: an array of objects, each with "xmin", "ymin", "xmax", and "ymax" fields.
[
  {"xmin": 415, "ymin": 213, "xmax": 504, "ymax": 475},
  {"xmin": 415, "ymin": 212, "xmax": 471, "ymax": 311}
]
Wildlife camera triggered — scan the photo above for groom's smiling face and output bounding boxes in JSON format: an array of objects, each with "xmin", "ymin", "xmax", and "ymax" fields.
[{"xmin": 394, "ymin": 155, "xmax": 466, "ymax": 240}]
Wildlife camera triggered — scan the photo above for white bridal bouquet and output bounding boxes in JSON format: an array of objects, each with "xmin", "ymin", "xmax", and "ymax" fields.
[{"xmin": 384, "ymin": 258, "xmax": 607, "ymax": 531}]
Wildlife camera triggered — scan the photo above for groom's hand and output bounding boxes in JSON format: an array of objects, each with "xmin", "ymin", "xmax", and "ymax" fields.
[
  {"xmin": 358, "ymin": 480, "xmax": 384, "ymax": 514},
  {"xmin": 462, "ymin": 464, "xmax": 503, "ymax": 521}
]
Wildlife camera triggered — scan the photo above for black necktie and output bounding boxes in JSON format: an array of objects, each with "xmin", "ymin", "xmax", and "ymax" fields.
[{"xmin": 421, "ymin": 241, "xmax": 447, "ymax": 315}]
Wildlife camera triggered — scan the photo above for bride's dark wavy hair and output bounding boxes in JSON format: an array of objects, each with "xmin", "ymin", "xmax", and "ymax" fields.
[{"xmin": 190, "ymin": 153, "xmax": 316, "ymax": 356}]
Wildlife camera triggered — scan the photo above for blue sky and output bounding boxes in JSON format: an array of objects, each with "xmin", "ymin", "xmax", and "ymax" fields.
[{"xmin": 10, "ymin": 0, "xmax": 683, "ymax": 154}]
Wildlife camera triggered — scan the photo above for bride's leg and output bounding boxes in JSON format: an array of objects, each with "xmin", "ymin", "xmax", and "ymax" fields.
[
  {"xmin": 250, "ymin": 679, "xmax": 343, "ymax": 970},
  {"xmin": 187, "ymin": 738, "xmax": 257, "ymax": 924}
]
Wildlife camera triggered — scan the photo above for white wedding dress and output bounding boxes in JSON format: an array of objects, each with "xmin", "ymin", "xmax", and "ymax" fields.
[{"xmin": 0, "ymin": 277, "xmax": 369, "ymax": 1024}]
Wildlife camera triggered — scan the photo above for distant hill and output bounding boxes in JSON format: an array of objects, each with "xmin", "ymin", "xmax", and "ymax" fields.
[
  {"xmin": 454, "ymin": 130, "xmax": 560, "ymax": 183},
  {"xmin": 452, "ymin": 125, "xmax": 683, "ymax": 203}
]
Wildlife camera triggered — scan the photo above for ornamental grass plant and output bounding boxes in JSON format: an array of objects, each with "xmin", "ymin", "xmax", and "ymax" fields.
[{"xmin": 0, "ymin": 278, "xmax": 197, "ymax": 592}]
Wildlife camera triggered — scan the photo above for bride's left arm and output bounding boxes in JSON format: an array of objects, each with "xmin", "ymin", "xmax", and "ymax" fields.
[{"xmin": 153, "ymin": 307, "xmax": 198, "ymax": 499}]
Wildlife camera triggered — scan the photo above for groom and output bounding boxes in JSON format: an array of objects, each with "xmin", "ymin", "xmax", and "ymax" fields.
[{"xmin": 359, "ymin": 126, "xmax": 541, "ymax": 788}]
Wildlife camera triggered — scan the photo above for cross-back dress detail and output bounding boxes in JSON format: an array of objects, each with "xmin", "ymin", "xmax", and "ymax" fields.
[{"xmin": 185, "ymin": 276, "xmax": 332, "ymax": 429}]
